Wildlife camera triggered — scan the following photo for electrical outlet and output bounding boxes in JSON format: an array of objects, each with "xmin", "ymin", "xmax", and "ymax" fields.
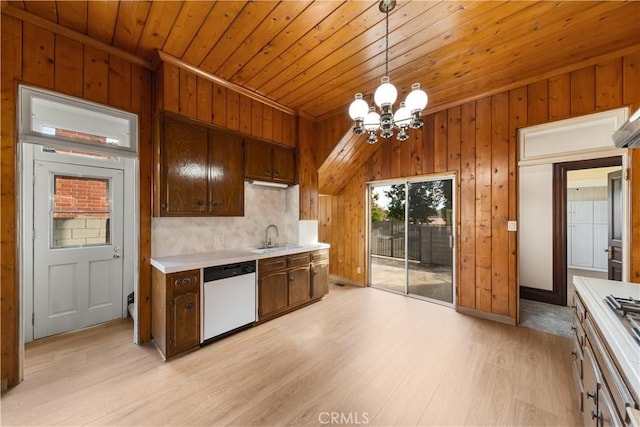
[
  {"xmin": 356, "ymin": 266, "xmax": 361, "ymax": 274},
  {"xmin": 507, "ymin": 221, "xmax": 517, "ymax": 232}
]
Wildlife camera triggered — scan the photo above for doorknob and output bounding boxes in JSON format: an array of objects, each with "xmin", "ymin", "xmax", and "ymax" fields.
[
  {"xmin": 113, "ymin": 246, "xmax": 121, "ymax": 259},
  {"xmin": 604, "ymin": 246, "xmax": 613, "ymax": 259}
]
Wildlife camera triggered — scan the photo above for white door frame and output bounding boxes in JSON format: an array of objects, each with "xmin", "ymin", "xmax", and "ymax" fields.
[{"xmin": 20, "ymin": 143, "xmax": 138, "ymax": 343}]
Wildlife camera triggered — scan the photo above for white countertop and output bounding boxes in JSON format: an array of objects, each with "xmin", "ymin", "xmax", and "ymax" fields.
[
  {"xmin": 573, "ymin": 276, "xmax": 640, "ymax": 403},
  {"xmin": 150, "ymin": 243, "xmax": 330, "ymax": 274}
]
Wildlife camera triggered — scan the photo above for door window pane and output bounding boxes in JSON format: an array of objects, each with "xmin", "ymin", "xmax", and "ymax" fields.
[
  {"xmin": 370, "ymin": 184, "xmax": 406, "ymax": 293},
  {"xmin": 51, "ymin": 175, "xmax": 111, "ymax": 248},
  {"xmin": 407, "ymin": 180, "xmax": 454, "ymax": 303}
]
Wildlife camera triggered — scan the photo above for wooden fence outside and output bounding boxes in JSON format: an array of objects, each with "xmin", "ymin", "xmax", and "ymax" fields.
[{"xmin": 371, "ymin": 221, "xmax": 453, "ymax": 265}]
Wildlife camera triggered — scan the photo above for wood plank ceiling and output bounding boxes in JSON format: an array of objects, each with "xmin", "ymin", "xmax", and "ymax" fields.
[{"xmin": 4, "ymin": 1, "xmax": 639, "ymax": 120}]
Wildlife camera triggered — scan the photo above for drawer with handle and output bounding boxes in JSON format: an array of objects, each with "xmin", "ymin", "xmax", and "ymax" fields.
[{"xmin": 170, "ymin": 270, "xmax": 200, "ymax": 291}]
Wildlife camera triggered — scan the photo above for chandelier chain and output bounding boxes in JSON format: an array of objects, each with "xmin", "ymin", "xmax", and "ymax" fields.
[{"xmin": 385, "ymin": 6, "xmax": 389, "ymax": 77}]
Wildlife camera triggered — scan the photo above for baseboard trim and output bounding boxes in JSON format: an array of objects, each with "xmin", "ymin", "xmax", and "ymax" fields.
[
  {"xmin": 329, "ymin": 275, "xmax": 365, "ymax": 287},
  {"xmin": 457, "ymin": 306, "xmax": 516, "ymax": 326},
  {"xmin": 520, "ymin": 286, "xmax": 563, "ymax": 305}
]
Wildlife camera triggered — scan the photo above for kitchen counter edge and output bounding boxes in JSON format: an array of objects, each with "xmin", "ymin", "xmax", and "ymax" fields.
[
  {"xmin": 573, "ymin": 275, "xmax": 640, "ymax": 404},
  {"xmin": 150, "ymin": 243, "xmax": 331, "ymax": 274}
]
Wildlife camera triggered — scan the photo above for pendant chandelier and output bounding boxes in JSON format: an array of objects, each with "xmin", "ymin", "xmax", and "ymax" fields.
[{"xmin": 348, "ymin": 0, "xmax": 428, "ymax": 144}]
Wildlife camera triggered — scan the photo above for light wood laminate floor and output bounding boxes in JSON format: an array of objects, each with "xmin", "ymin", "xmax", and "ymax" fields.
[{"xmin": 1, "ymin": 284, "xmax": 581, "ymax": 426}]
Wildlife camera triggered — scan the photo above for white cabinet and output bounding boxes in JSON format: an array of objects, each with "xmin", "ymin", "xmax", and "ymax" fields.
[{"xmin": 567, "ymin": 200, "xmax": 608, "ymax": 272}]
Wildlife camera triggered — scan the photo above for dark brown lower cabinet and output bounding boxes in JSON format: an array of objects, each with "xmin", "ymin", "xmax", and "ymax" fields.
[
  {"xmin": 151, "ymin": 267, "xmax": 200, "ymax": 359},
  {"xmin": 311, "ymin": 249, "xmax": 329, "ymax": 299},
  {"xmin": 258, "ymin": 270, "xmax": 288, "ymax": 319},
  {"xmin": 288, "ymin": 266, "xmax": 311, "ymax": 307},
  {"xmin": 258, "ymin": 252, "xmax": 317, "ymax": 322}
]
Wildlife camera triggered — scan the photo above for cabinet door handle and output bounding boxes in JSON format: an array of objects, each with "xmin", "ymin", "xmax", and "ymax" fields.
[
  {"xmin": 265, "ymin": 170, "xmax": 271, "ymax": 175},
  {"xmin": 211, "ymin": 201, "xmax": 219, "ymax": 207},
  {"xmin": 186, "ymin": 302, "xmax": 195, "ymax": 309},
  {"xmin": 586, "ymin": 391, "xmax": 596, "ymax": 401},
  {"xmin": 181, "ymin": 278, "xmax": 191, "ymax": 286},
  {"xmin": 196, "ymin": 199, "xmax": 204, "ymax": 206},
  {"xmin": 570, "ymin": 325, "xmax": 576, "ymax": 332},
  {"xmin": 274, "ymin": 171, "xmax": 280, "ymax": 177},
  {"xmin": 571, "ymin": 350, "xmax": 578, "ymax": 359}
]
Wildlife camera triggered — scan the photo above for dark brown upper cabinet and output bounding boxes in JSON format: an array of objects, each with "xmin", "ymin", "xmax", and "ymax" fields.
[
  {"xmin": 158, "ymin": 114, "xmax": 244, "ymax": 217},
  {"xmin": 244, "ymin": 139, "xmax": 295, "ymax": 184}
]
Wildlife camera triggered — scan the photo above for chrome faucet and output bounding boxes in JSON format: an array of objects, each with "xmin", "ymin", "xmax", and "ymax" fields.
[{"xmin": 264, "ymin": 224, "xmax": 279, "ymax": 248}]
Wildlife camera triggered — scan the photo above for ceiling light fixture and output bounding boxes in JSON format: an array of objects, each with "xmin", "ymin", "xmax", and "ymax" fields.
[{"xmin": 348, "ymin": 0, "xmax": 428, "ymax": 144}]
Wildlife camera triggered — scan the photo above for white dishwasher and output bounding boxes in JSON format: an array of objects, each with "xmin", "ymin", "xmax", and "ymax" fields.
[{"xmin": 201, "ymin": 260, "xmax": 256, "ymax": 344}]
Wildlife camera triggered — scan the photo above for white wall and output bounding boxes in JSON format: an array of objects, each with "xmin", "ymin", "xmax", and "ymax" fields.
[
  {"xmin": 519, "ymin": 164, "xmax": 554, "ymax": 291},
  {"xmin": 152, "ymin": 183, "xmax": 317, "ymax": 257}
]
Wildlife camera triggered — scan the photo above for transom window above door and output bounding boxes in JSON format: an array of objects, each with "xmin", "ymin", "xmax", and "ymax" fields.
[{"xmin": 19, "ymin": 85, "xmax": 138, "ymax": 157}]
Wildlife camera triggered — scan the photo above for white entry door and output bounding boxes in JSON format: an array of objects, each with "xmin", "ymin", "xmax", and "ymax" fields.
[{"xmin": 33, "ymin": 160, "xmax": 124, "ymax": 339}]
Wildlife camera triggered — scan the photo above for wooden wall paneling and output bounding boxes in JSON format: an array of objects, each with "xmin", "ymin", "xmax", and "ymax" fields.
[
  {"xmin": 162, "ymin": 62, "xmax": 179, "ymax": 113},
  {"xmin": 53, "ymin": 35, "xmax": 83, "ymax": 97},
  {"xmin": 239, "ymin": 94, "xmax": 252, "ymax": 135},
  {"xmin": 211, "ymin": 83, "xmax": 227, "ymax": 127},
  {"xmin": 570, "ymin": 66, "xmax": 596, "ymax": 116},
  {"xmin": 196, "ymin": 76, "xmax": 212, "ymax": 123},
  {"xmin": 548, "ymin": 73, "xmax": 571, "ymax": 121},
  {"xmin": 82, "ymin": 46, "xmax": 109, "ymax": 105},
  {"xmin": 298, "ymin": 117, "xmax": 311, "ymax": 219},
  {"xmin": 459, "ymin": 101, "xmax": 476, "ymax": 309},
  {"xmin": 54, "ymin": 35, "xmax": 83, "ymax": 98},
  {"xmin": 399, "ymin": 133, "xmax": 412, "ymax": 177},
  {"xmin": 447, "ymin": 106, "xmax": 461, "ymax": 173},
  {"xmin": 108, "ymin": 55, "xmax": 132, "ymax": 111},
  {"xmin": 379, "ymin": 138, "xmax": 392, "ymax": 179},
  {"xmin": 526, "ymin": 80, "xmax": 548, "ymax": 126},
  {"xmin": 226, "ymin": 90, "xmax": 240, "ymax": 131},
  {"xmin": 179, "ymin": 68, "xmax": 197, "ymax": 119},
  {"xmin": 154, "ymin": 64, "xmax": 164, "ymax": 119},
  {"xmin": 508, "ymin": 86, "xmax": 527, "ymax": 319},
  {"xmin": 251, "ymin": 100, "xmax": 263, "ymax": 139},
  {"xmin": 1, "ymin": 13, "xmax": 22, "ymax": 390},
  {"xmin": 490, "ymin": 93, "xmax": 509, "ymax": 316},
  {"xmin": 390, "ymin": 141, "xmax": 402, "ymax": 178},
  {"xmin": 272, "ymin": 108, "xmax": 283, "ymax": 143},
  {"xmin": 262, "ymin": 106, "xmax": 273, "ymax": 141},
  {"xmin": 409, "ymin": 125, "xmax": 424, "ymax": 176},
  {"xmin": 433, "ymin": 110, "xmax": 448, "ymax": 173},
  {"xmin": 595, "ymin": 58, "xmax": 623, "ymax": 111},
  {"xmin": 623, "ymin": 53, "xmax": 640, "ymax": 112},
  {"xmin": 22, "ymin": 22, "xmax": 54, "ymax": 89},
  {"xmin": 357, "ymin": 166, "xmax": 367, "ymax": 283},
  {"xmin": 475, "ymin": 97, "xmax": 493, "ymax": 312},
  {"xmin": 422, "ymin": 114, "xmax": 435, "ymax": 174},
  {"xmin": 623, "ymin": 53, "xmax": 640, "ymax": 281},
  {"xmin": 366, "ymin": 147, "xmax": 381, "ymax": 181},
  {"xmin": 333, "ymin": 193, "xmax": 344, "ymax": 277},
  {"xmin": 281, "ymin": 113, "xmax": 296, "ymax": 147},
  {"xmin": 131, "ymin": 64, "xmax": 153, "ymax": 343}
]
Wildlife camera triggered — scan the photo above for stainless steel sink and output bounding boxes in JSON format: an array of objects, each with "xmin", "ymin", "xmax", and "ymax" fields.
[{"xmin": 249, "ymin": 244, "xmax": 303, "ymax": 254}]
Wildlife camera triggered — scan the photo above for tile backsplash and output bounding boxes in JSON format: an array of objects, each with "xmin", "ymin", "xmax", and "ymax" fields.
[{"xmin": 152, "ymin": 182, "xmax": 317, "ymax": 257}]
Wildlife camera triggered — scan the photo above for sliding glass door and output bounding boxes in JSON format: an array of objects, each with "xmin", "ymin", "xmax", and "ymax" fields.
[{"xmin": 369, "ymin": 177, "xmax": 455, "ymax": 306}]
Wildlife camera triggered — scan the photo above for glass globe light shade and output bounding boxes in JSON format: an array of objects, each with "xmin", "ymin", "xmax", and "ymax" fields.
[
  {"xmin": 374, "ymin": 76, "xmax": 398, "ymax": 107},
  {"xmin": 348, "ymin": 93, "xmax": 369, "ymax": 120},
  {"xmin": 405, "ymin": 83, "xmax": 428, "ymax": 112},
  {"xmin": 393, "ymin": 102, "xmax": 411, "ymax": 128},
  {"xmin": 364, "ymin": 108, "xmax": 381, "ymax": 132}
]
